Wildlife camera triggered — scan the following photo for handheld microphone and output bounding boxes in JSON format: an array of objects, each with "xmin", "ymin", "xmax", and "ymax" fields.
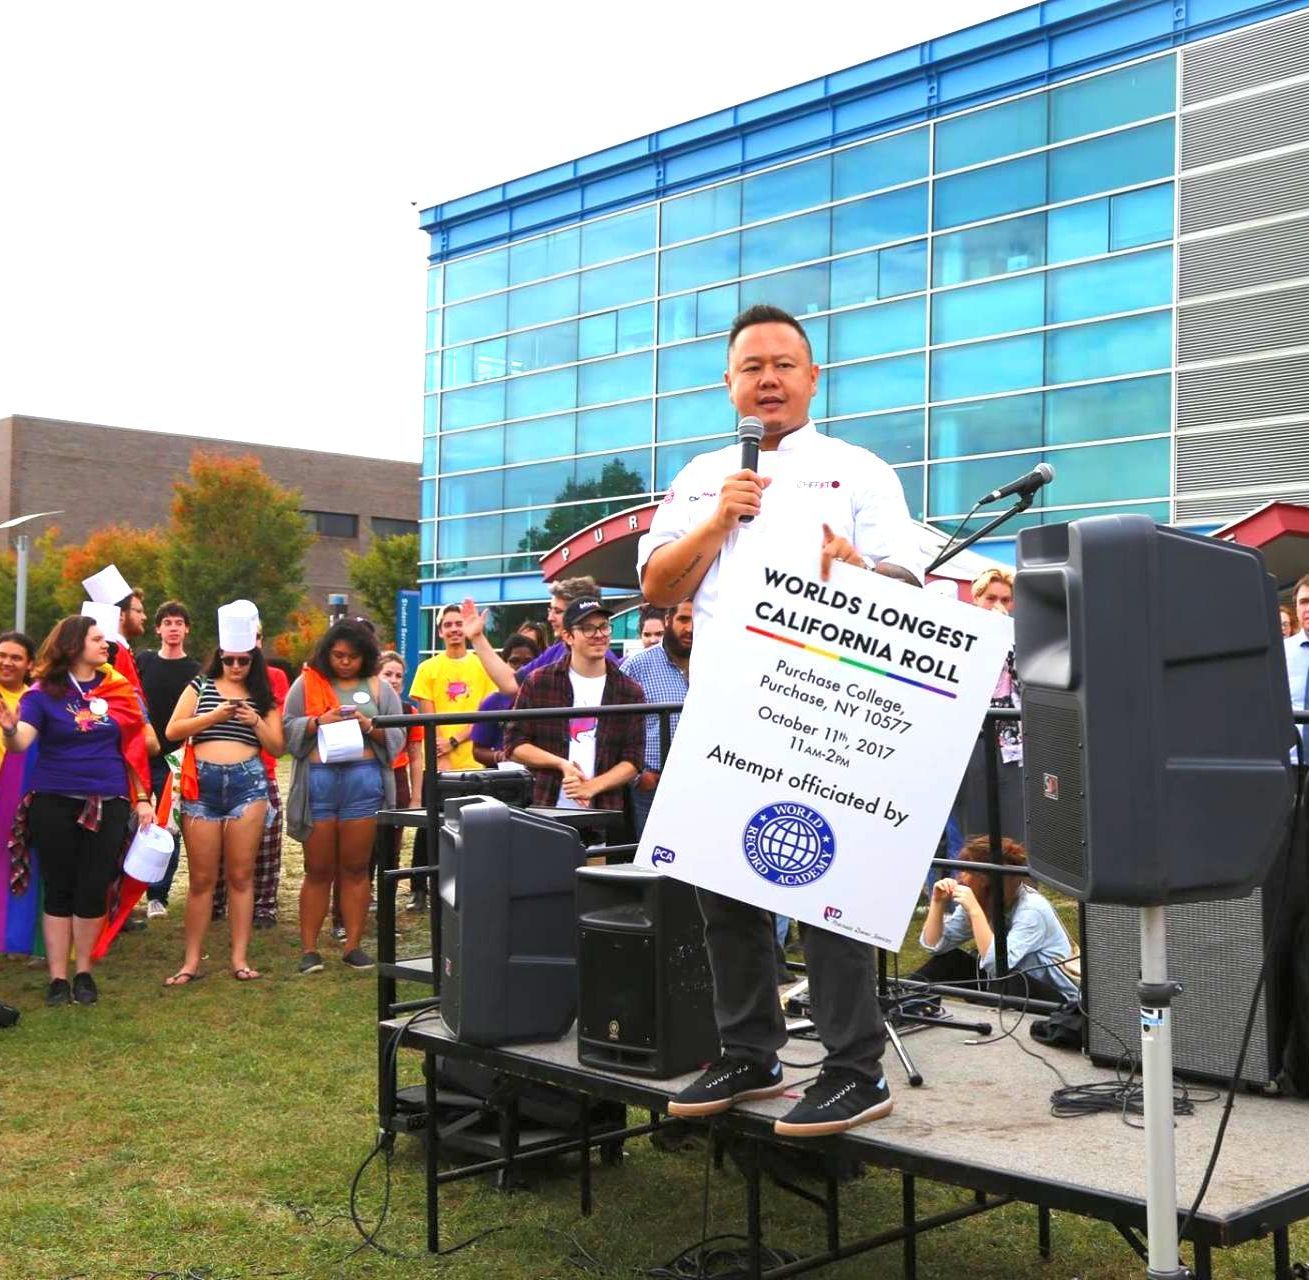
[
  {"xmin": 979, "ymin": 462, "xmax": 1055, "ymax": 506},
  {"xmin": 737, "ymin": 416, "xmax": 765, "ymax": 524}
]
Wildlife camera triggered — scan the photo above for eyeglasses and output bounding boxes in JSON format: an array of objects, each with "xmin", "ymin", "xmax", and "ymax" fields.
[
  {"xmin": 221, "ymin": 655, "xmax": 252, "ymax": 667},
  {"xmin": 574, "ymin": 622, "xmax": 612, "ymax": 638}
]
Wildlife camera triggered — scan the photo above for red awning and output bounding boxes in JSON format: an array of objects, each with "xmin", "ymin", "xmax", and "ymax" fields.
[
  {"xmin": 1211, "ymin": 501, "xmax": 1309, "ymax": 588},
  {"xmin": 537, "ymin": 503, "xmax": 658, "ymax": 589}
]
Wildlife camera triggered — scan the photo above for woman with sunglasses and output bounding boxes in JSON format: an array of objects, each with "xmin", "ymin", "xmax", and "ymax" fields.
[{"xmin": 164, "ymin": 644, "xmax": 283, "ymax": 984}]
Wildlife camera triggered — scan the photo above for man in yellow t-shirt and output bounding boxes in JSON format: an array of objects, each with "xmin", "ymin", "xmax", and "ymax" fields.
[{"xmin": 408, "ymin": 605, "xmax": 498, "ymax": 772}]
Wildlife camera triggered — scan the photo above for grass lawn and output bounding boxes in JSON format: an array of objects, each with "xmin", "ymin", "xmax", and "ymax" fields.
[{"xmin": 0, "ymin": 815, "xmax": 1302, "ymax": 1279}]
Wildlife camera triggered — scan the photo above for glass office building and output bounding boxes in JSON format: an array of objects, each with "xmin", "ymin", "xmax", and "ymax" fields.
[{"xmin": 417, "ymin": 0, "xmax": 1309, "ymax": 635}]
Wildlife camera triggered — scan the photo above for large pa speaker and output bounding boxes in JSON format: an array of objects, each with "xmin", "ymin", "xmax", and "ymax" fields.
[
  {"xmin": 1015, "ymin": 515, "xmax": 1294, "ymax": 904},
  {"xmin": 576, "ymin": 865, "xmax": 718, "ymax": 1078},
  {"xmin": 1082, "ymin": 829, "xmax": 1304, "ymax": 1086}
]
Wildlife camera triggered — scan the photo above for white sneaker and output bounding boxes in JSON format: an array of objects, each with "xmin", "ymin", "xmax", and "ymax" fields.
[{"xmin": 146, "ymin": 900, "xmax": 168, "ymax": 920}]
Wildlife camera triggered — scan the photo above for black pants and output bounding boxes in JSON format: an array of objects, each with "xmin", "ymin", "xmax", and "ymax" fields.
[
  {"xmin": 909, "ymin": 947, "xmax": 1068, "ymax": 1007},
  {"xmin": 28, "ymin": 794, "xmax": 131, "ymax": 919},
  {"xmin": 696, "ymin": 887, "xmax": 887, "ymax": 1084}
]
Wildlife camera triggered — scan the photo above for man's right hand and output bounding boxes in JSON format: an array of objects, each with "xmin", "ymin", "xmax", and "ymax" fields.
[{"xmin": 712, "ymin": 470, "xmax": 771, "ymax": 532}]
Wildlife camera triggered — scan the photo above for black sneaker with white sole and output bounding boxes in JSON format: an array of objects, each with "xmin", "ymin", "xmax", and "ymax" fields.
[
  {"xmin": 667, "ymin": 1056, "xmax": 786, "ymax": 1118},
  {"xmin": 773, "ymin": 1068, "xmax": 892, "ymax": 1137}
]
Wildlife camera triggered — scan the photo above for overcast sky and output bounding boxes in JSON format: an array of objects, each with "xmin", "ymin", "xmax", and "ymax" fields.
[{"xmin": 0, "ymin": 1, "xmax": 1031, "ymax": 463}]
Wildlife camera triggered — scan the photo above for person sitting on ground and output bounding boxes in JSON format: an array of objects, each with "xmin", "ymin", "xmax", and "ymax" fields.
[{"xmin": 912, "ymin": 835, "xmax": 1079, "ymax": 1007}]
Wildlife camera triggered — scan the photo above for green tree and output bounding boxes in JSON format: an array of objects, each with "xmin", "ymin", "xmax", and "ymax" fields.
[
  {"xmin": 165, "ymin": 452, "xmax": 315, "ymax": 653},
  {"xmin": 0, "ymin": 527, "xmax": 72, "ymax": 642},
  {"xmin": 515, "ymin": 459, "xmax": 649, "ymax": 555},
  {"xmin": 345, "ymin": 533, "xmax": 418, "ymax": 645},
  {"xmin": 57, "ymin": 524, "xmax": 171, "ymax": 620}
]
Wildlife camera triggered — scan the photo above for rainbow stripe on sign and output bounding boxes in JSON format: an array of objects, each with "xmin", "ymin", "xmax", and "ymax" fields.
[{"xmin": 745, "ymin": 624, "xmax": 958, "ymax": 699}]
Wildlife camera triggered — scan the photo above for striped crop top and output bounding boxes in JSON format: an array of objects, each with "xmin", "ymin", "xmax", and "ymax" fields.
[{"xmin": 189, "ymin": 677, "xmax": 262, "ymax": 749}]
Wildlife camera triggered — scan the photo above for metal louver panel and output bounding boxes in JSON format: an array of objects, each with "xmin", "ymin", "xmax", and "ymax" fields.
[
  {"xmin": 1177, "ymin": 487, "xmax": 1309, "ymax": 522},
  {"xmin": 1182, "ymin": 7, "xmax": 1309, "ymax": 106},
  {"xmin": 1178, "ymin": 284, "xmax": 1309, "ymax": 363},
  {"xmin": 1181, "ymin": 79, "xmax": 1309, "ymax": 170},
  {"xmin": 1179, "ymin": 216, "xmax": 1309, "ymax": 299},
  {"xmin": 1179, "ymin": 148, "xmax": 1309, "ymax": 235},
  {"xmin": 1177, "ymin": 419, "xmax": 1309, "ymax": 491},
  {"xmin": 1176, "ymin": 351, "xmax": 1309, "ymax": 428}
]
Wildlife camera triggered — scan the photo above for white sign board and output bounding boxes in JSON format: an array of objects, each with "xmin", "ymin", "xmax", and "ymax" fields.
[{"xmin": 636, "ymin": 539, "xmax": 1012, "ymax": 950}]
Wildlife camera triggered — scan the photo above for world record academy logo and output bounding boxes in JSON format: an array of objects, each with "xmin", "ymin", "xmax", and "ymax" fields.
[{"xmin": 742, "ymin": 802, "xmax": 836, "ymax": 887}]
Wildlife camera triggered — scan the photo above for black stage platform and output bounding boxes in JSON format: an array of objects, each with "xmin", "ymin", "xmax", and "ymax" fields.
[{"xmin": 381, "ymin": 1004, "xmax": 1309, "ymax": 1279}]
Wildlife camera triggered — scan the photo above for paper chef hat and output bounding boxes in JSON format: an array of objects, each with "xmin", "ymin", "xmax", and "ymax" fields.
[
  {"xmin": 81, "ymin": 601, "xmax": 124, "ymax": 644},
  {"xmin": 82, "ymin": 564, "xmax": 133, "ymax": 606},
  {"xmin": 217, "ymin": 599, "xmax": 260, "ymax": 653}
]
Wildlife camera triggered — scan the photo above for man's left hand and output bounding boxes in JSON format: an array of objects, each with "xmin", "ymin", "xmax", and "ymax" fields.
[{"xmin": 820, "ymin": 523, "xmax": 863, "ymax": 582}]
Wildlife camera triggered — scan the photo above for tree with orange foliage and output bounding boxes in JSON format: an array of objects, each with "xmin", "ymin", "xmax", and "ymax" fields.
[
  {"xmin": 58, "ymin": 525, "xmax": 170, "ymax": 618},
  {"xmin": 268, "ymin": 605, "xmax": 329, "ymax": 667}
]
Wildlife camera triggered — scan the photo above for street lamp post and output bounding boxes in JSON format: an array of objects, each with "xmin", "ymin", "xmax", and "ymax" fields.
[{"xmin": 1, "ymin": 511, "xmax": 63, "ymax": 633}]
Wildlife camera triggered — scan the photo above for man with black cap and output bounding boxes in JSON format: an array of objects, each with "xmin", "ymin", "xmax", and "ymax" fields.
[{"xmin": 504, "ymin": 598, "xmax": 646, "ymax": 813}]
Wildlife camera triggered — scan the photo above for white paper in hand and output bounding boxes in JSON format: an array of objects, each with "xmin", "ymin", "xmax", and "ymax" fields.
[{"xmin": 317, "ymin": 718, "xmax": 365, "ymax": 762}]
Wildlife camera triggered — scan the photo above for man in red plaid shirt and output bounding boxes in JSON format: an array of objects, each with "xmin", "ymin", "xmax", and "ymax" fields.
[{"xmin": 504, "ymin": 598, "xmax": 645, "ymax": 812}]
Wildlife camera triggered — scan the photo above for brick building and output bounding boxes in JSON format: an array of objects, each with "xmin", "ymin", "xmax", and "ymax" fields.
[{"xmin": 0, "ymin": 415, "xmax": 418, "ymax": 610}]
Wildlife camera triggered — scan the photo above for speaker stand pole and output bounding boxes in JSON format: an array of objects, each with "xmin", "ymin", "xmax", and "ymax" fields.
[{"xmin": 1139, "ymin": 906, "xmax": 1190, "ymax": 1280}]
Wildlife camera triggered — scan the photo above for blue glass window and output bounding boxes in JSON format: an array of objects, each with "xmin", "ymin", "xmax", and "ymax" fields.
[
  {"xmin": 506, "ymin": 366, "xmax": 575, "ymax": 420},
  {"xmin": 445, "ymin": 248, "xmax": 508, "ymax": 303},
  {"xmin": 831, "ymin": 298, "xmax": 924, "ymax": 363},
  {"xmin": 896, "ymin": 466, "xmax": 925, "ymax": 520},
  {"xmin": 421, "ymin": 484, "xmax": 436, "ymax": 520},
  {"xmin": 933, "ymin": 274, "xmax": 1044, "ymax": 344},
  {"xmin": 1049, "ymin": 121, "xmax": 1174, "ymax": 205},
  {"xmin": 830, "ymin": 252, "xmax": 878, "ymax": 308},
  {"xmin": 440, "ymin": 468, "xmax": 504, "ymax": 516},
  {"xmin": 929, "ymin": 454, "xmax": 1051, "ymax": 518},
  {"xmin": 659, "ymin": 337, "xmax": 723, "ymax": 392},
  {"xmin": 582, "ymin": 303, "xmax": 655, "ymax": 359},
  {"xmin": 444, "ymin": 292, "xmax": 508, "ymax": 346},
  {"xmin": 824, "ymin": 410, "xmax": 924, "ymax": 466},
  {"xmin": 442, "ymin": 424, "xmax": 504, "ymax": 472},
  {"xmin": 442, "ymin": 380, "xmax": 505, "ymax": 431},
  {"xmin": 576, "ymin": 448, "xmax": 651, "ymax": 492},
  {"xmin": 505, "ymin": 413, "xmax": 575, "ymax": 465},
  {"xmin": 658, "ymin": 294, "xmax": 696, "ymax": 344},
  {"xmin": 578, "ymin": 351, "xmax": 652, "ymax": 407},
  {"xmin": 697, "ymin": 284, "xmax": 738, "ymax": 335},
  {"xmin": 660, "ymin": 181, "xmax": 743, "ymax": 245},
  {"xmin": 933, "ymin": 154, "xmax": 1046, "ymax": 230},
  {"xmin": 420, "ymin": 518, "xmax": 435, "ymax": 562},
  {"xmin": 1046, "ymin": 311, "xmax": 1171, "ymax": 384},
  {"xmin": 505, "ymin": 459, "xmax": 575, "ymax": 510},
  {"xmin": 931, "ymin": 333, "xmax": 1043, "ymax": 401},
  {"xmin": 832, "ymin": 128, "xmax": 929, "ymax": 200},
  {"xmin": 509, "ymin": 274, "xmax": 579, "ymax": 331},
  {"xmin": 581, "ymin": 254, "xmax": 655, "ymax": 312},
  {"xmin": 656, "ymin": 386, "xmax": 731, "ymax": 441},
  {"xmin": 507, "ymin": 322, "xmax": 576, "ymax": 375},
  {"xmin": 738, "ymin": 262, "xmax": 828, "ymax": 318},
  {"xmin": 930, "ymin": 392, "xmax": 1043, "ymax": 457},
  {"xmin": 1050, "ymin": 56, "xmax": 1175, "ymax": 143},
  {"xmin": 581, "ymin": 206, "xmax": 655, "ymax": 265},
  {"xmin": 619, "ymin": 303, "xmax": 656, "ymax": 350},
  {"xmin": 441, "ymin": 345, "xmax": 472, "ymax": 389},
  {"xmin": 832, "ymin": 184, "xmax": 928, "ymax": 254},
  {"xmin": 426, "ymin": 310, "xmax": 441, "ymax": 351},
  {"xmin": 933, "ymin": 213, "xmax": 1045, "ymax": 286},
  {"xmin": 741, "ymin": 210, "xmax": 829, "ymax": 275},
  {"xmin": 1047, "ymin": 198, "xmax": 1108, "ymax": 264},
  {"xmin": 827, "ymin": 353, "xmax": 924, "ymax": 416},
  {"xmin": 878, "ymin": 240, "xmax": 927, "ymax": 297},
  {"xmin": 1111, "ymin": 183, "xmax": 1174, "ymax": 250},
  {"xmin": 437, "ymin": 514, "xmax": 504, "ymax": 560},
  {"xmin": 1045, "ymin": 437, "xmax": 1169, "ymax": 504},
  {"xmin": 426, "ymin": 267, "xmax": 443, "ymax": 309},
  {"xmin": 422, "ymin": 435, "xmax": 438, "ymax": 476},
  {"xmin": 935, "ymin": 95, "xmax": 1047, "ymax": 173},
  {"xmin": 423, "ymin": 395, "xmax": 438, "ymax": 435},
  {"xmin": 509, "ymin": 227, "xmax": 580, "ymax": 285},
  {"xmin": 1047, "ymin": 248, "xmax": 1172, "ymax": 324},
  {"xmin": 656, "ymin": 437, "xmax": 729, "ymax": 489},
  {"xmin": 578, "ymin": 401, "xmax": 651, "ymax": 453},
  {"xmin": 1045, "ymin": 373, "xmax": 1171, "ymax": 445},
  {"xmin": 742, "ymin": 155, "xmax": 831, "ymax": 223},
  {"xmin": 661, "ymin": 232, "xmax": 741, "ymax": 293},
  {"xmin": 425, "ymin": 353, "xmax": 439, "ymax": 393}
]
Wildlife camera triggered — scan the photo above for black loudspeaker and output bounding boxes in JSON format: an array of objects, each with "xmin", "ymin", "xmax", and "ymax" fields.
[
  {"xmin": 576, "ymin": 865, "xmax": 718, "ymax": 1078},
  {"xmin": 1015, "ymin": 515, "xmax": 1294, "ymax": 904},
  {"xmin": 1082, "ymin": 821, "xmax": 1304, "ymax": 1086}
]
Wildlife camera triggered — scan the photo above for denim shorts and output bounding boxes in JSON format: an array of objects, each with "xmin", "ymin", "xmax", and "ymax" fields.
[
  {"xmin": 308, "ymin": 759, "xmax": 384, "ymax": 822},
  {"xmin": 181, "ymin": 758, "xmax": 269, "ymax": 822}
]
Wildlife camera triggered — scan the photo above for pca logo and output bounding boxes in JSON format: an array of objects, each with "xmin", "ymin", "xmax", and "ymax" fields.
[
  {"xmin": 823, "ymin": 905, "xmax": 843, "ymax": 923},
  {"xmin": 742, "ymin": 802, "xmax": 836, "ymax": 887},
  {"xmin": 652, "ymin": 846, "xmax": 676, "ymax": 867}
]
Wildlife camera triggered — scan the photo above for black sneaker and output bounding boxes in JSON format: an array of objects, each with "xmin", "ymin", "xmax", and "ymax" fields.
[
  {"xmin": 342, "ymin": 948, "xmax": 374, "ymax": 971},
  {"xmin": 773, "ymin": 1068, "xmax": 892, "ymax": 1137},
  {"xmin": 667, "ymin": 1056, "xmax": 785, "ymax": 1118},
  {"xmin": 45, "ymin": 978, "xmax": 72, "ymax": 1007},
  {"xmin": 298, "ymin": 951, "xmax": 324, "ymax": 975},
  {"xmin": 71, "ymin": 972, "xmax": 98, "ymax": 1005}
]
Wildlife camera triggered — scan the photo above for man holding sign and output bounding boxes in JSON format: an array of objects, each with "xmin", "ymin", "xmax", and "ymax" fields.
[{"xmin": 638, "ymin": 304, "xmax": 928, "ymax": 1136}]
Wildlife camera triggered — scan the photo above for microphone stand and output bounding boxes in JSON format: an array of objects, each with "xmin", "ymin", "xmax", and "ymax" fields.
[{"xmin": 925, "ymin": 491, "xmax": 1035, "ymax": 577}]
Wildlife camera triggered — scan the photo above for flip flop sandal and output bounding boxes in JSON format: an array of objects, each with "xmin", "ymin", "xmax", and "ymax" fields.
[
  {"xmin": 232, "ymin": 968, "xmax": 263, "ymax": 982},
  {"xmin": 164, "ymin": 970, "xmax": 203, "ymax": 987}
]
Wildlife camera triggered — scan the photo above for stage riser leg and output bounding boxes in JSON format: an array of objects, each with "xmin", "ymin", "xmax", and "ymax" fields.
[
  {"xmin": 425, "ymin": 1051, "xmax": 439, "ymax": 1253},
  {"xmin": 902, "ymin": 1173, "xmax": 917, "ymax": 1280},
  {"xmin": 1038, "ymin": 1206, "xmax": 1051, "ymax": 1260}
]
